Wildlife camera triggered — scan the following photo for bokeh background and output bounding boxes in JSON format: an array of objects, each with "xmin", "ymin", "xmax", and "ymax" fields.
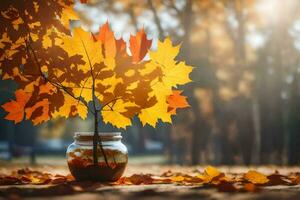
[{"xmin": 1, "ymin": 0, "xmax": 300, "ymax": 166}]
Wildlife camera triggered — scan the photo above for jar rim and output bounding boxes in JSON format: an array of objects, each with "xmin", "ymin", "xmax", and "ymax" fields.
[
  {"xmin": 74, "ymin": 132, "xmax": 121, "ymax": 137},
  {"xmin": 74, "ymin": 132, "xmax": 122, "ymax": 141}
]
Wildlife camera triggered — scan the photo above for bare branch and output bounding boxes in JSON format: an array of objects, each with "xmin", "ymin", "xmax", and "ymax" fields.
[{"xmin": 100, "ymin": 97, "xmax": 122, "ymax": 111}]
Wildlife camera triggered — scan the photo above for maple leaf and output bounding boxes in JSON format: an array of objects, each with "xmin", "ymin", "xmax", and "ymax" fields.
[
  {"xmin": 94, "ymin": 22, "xmax": 116, "ymax": 57},
  {"xmin": 93, "ymin": 22, "xmax": 126, "ymax": 58},
  {"xmin": 60, "ymin": 6, "xmax": 79, "ymax": 29},
  {"xmin": 138, "ymin": 79, "xmax": 176, "ymax": 127},
  {"xmin": 62, "ymin": 27, "xmax": 103, "ymax": 72},
  {"xmin": 39, "ymin": 82, "xmax": 57, "ymax": 95},
  {"xmin": 167, "ymin": 90, "xmax": 189, "ymax": 114},
  {"xmin": 139, "ymin": 89, "xmax": 172, "ymax": 126},
  {"xmin": 61, "ymin": 27, "xmax": 103, "ymax": 102},
  {"xmin": 197, "ymin": 166, "xmax": 225, "ymax": 184},
  {"xmin": 130, "ymin": 28, "xmax": 152, "ymax": 63},
  {"xmin": 101, "ymin": 99, "xmax": 136, "ymax": 128},
  {"xmin": 138, "ymin": 38, "xmax": 192, "ymax": 126},
  {"xmin": 25, "ymin": 98, "xmax": 50, "ymax": 125},
  {"xmin": 51, "ymin": 93, "xmax": 88, "ymax": 120},
  {"xmin": 1, "ymin": 89, "xmax": 31, "ymax": 123},
  {"xmin": 146, "ymin": 37, "xmax": 193, "ymax": 89}
]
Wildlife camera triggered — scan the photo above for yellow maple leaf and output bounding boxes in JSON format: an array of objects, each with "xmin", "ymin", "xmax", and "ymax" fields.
[
  {"xmin": 150, "ymin": 37, "xmax": 180, "ymax": 64},
  {"xmin": 138, "ymin": 76, "xmax": 174, "ymax": 126},
  {"xmin": 139, "ymin": 84, "xmax": 172, "ymax": 126},
  {"xmin": 61, "ymin": 27, "xmax": 104, "ymax": 103},
  {"xmin": 139, "ymin": 101, "xmax": 171, "ymax": 126},
  {"xmin": 70, "ymin": 78, "xmax": 93, "ymax": 103},
  {"xmin": 51, "ymin": 93, "xmax": 87, "ymax": 120},
  {"xmin": 60, "ymin": 6, "xmax": 79, "ymax": 29},
  {"xmin": 96, "ymin": 74, "xmax": 123, "ymax": 97},
  {"xmin": 42, "ymin": 29, "xmax": 53, "ymax": 49},
  {"xmin": 147, "ymin": 37, "xmax": 193, "ymax": 89},
  {"xmin": 101, "ymin": 99, "xmax": 135, "ymax": 128},
  {"xmin": 62, "ymin": 27, "xmax": 104, "ymax": 74},
  {"xmin": 137, "ymin": 38, "xmax": 193, "ymax": 127}
]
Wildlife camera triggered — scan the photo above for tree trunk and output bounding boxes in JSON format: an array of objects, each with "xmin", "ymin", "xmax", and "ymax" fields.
[
  {"xmin": 93, "ymin": 112, "xmax": 109, "ymax": 166},
  {"xmin": 93, "ymin": 112, "xmax": 99, "ymax": 165}
]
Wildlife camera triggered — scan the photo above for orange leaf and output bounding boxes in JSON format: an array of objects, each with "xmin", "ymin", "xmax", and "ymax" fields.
[
  {"xmin": 167, "ymin": 90, "xmax": 189, "ymax": 114},
  {"xmin": 243, "ymin": 183, "xmax": 260, "ymax": 192},
  {"xmin": 197, "ymin": 166, "xmax": 227, "ymax": 184},
  {"xmin": 25, "ymin": 99, "xmax": 50, "ymax": 125},
  {"xmin": 1, "ymin": 89, "xmax": 31, "ymax": 123},
  {"xmin": 129, "ymin": 28, "xmax": 152, "ymax": 62},
  {"xmin": 116, "ymin": 38, "xmax": 127, "ymax": 57},
  {"xmin": 244, "ymin": 170, "xmax": 269, "ymax": 185},
  {"xmin": 39, "ymin": 82, "xmax": 57, "ymax": 95},
  {"xmin": 94, "ymin": 22, "xmax": 116, "ymax": 57},
  {"xmin": 127, "ymin": 174, "xmax": 154, "ymax": 185},
  {"xmin": 204, "ymin": 166, "xmax": 221, "ymax": 178},
  {"xmin": 94, "ymin": 22, "xmax": 127, "ymax": 58}
]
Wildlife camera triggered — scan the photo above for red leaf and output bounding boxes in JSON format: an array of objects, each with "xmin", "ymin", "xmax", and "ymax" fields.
[
  {"xmin": 93, "ymin": 22, "xmax": 127, "ymax": 58},
  {"xmin": 129, "ymin": 28, "xmax": 152, "ymax": 62}
]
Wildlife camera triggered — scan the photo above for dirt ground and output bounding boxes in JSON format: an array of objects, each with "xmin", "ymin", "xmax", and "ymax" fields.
[{"xmin": 1, "ymin": 163, "xmax": 300, "ymax": 200}]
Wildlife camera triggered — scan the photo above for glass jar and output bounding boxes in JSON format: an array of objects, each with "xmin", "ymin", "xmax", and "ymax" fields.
[{"xmin": 66, "ymin": 132, "xmax": 128, "ymax": 181}]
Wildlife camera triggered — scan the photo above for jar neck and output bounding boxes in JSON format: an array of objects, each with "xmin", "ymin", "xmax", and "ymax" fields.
[
  {"xmin": 74, "ymin": 136, "xmax": 122, "ymax": 146},
  {"xmin": 74, "ymin": 139, "xmax": 121, "ymax": 146},
  {"xmin": 73, "ymin": 132, "xmax": 122, "ymax": 146}
]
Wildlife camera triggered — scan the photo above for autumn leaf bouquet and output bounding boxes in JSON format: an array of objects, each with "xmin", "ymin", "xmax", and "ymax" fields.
[{"xmin": 0, "ymin": 0, "xmax": 193, "ymax": 181}]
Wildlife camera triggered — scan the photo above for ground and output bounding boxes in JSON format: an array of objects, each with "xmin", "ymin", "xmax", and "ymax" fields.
[{"xmin": 0, "ymin": 157, "xmax": 300, "ymax": 200}]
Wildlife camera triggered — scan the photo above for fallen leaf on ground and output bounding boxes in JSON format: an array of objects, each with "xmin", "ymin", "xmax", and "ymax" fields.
[
  {"xmin": 1, "ymin": 166, "xmax": 300, "ymax": 195},
  {"xmin": 244, "ymin": 170, "xmax": 269, "ymax": 185}
]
